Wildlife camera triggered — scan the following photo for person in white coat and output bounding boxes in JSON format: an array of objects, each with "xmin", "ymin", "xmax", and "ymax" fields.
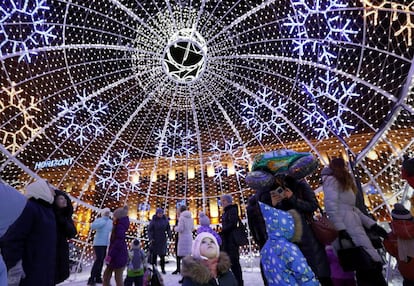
[
  {"xmin": 322, "ymin": 158, "xmax": 387, "ymax": 286},
  {"xmin": 174, "ymin": 205, "xmax": 194, "ymax": 275}
]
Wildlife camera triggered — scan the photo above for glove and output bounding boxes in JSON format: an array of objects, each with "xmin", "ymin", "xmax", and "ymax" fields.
[
  {"xmin": 370, "ymin": 224, "xmax": 388, "ymax": 238},
  {"xmin": 7, "ymin": 260, "xmax": 25, "ymax": 286},
  {"xmin": 104, "ymin": 255, "xmax": 112, "ymax": 265},
  {"xmin": 338, "ymin": 230, "xmax": 352, "ymax": 241}
]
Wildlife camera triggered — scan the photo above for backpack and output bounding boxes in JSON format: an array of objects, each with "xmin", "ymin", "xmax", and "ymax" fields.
[{"xmin": 143, "ymin": 265, "xmax": 164, "ymax": 286}]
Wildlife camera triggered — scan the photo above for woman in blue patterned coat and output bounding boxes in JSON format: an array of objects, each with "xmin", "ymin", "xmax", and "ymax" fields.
[{"xmin": 259, "ymin": 202, "xmax": 318, "ymax": 286}]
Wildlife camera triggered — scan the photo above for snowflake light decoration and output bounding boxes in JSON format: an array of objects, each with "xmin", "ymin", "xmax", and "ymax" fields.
[
  {"xmin": 57, "ymin": 90, "xmax": 107, "ymax": 146},
  {"xmin": 96, "ymin": 149, "xmax": 141, "ymax": 201},
  {"xmin": 363, "ymin": 0, "xmax": 414, "ymax": 46},
  {"xmin": 283, "ymin": 0, "xmax": 357, "ymax": 65},
  {"xmin": 241, "ymin": 87, "xmax": 287, "ymax": 141},
  {"xmin": 154, "ymin": 120, "xmax": 196, "ymax": 161},
  {"xmin": 0, "ymin": 82, "xmax": 41, "ymax": 154},
  {"xmin": 0, "ymin": 0, "xmax": 56, "ymax": 62},
  {"xmin": 301, "ymin": 71, "xmax": 360, "ymax": 140},
  {"xmin": 207, "ymin": 138, "xmax": 250, "ymax": 183}
]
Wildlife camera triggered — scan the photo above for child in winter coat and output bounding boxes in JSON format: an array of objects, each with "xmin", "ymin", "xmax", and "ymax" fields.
[
  {"xmin": 325, "ymin": 245, "xmax": 356, "ymax": 286},
  {"xmin": 197, "ymin": 212, "xmax": 221, "ymax": 246},
  {"xmin": 259, "ymin": 202, "xmax": 319, "ymax": 286},
  {"xmin": 384, "ymin": 203, "xmax": 414, "ymax": 286},
  {"xmin": 181, "ymin": 232, "xmax": 238, "ymax": 286},
  {"xmin": 124, "ymin": 239, "xmax": 146, "ymax": 286}
]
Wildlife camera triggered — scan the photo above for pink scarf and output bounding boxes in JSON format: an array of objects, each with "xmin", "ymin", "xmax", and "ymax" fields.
[{"xmin": 202, "ymin": 257, "xmax": 219, "ymax": 278}]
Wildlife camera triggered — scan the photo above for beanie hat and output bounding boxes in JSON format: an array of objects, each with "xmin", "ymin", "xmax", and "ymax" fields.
[
  {"xmin": 113, "ymin": 205, "xmax": 129, "ymax": 219},
  {"xmin": 199, "ymin": 212, "xmax": 210, "ymax": 226},
  {"xmin": 156, "ymin": 208, "xmax": 164, "ymax": 214},
  {"xmin": 101, "ymin": 207, "xmax": 111, "ymax": 217},
  {"xmin": 392, "ymin": 203, "xmax": 413, "ymax": 220},
  {"xmin": 25, "ymin": 178, "xmax": 54, "ymax": 204},
  {"xmin": 192, "ymin": 232, "xmax": 219, "ymax": 260}
]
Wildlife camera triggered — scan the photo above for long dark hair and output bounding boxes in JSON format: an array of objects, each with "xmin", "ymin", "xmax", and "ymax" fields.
[{"xmin": 329, "ymin": 158, "xmax": 357, "ymax": 193}]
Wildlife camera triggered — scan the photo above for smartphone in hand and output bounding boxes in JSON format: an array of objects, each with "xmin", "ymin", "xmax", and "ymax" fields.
[{"xmin": 270, "ymin": 186, "xmax": 285, "ymax": 206}]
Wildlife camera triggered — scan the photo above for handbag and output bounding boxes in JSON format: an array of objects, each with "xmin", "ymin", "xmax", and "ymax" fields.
[
  {"xmin": 232, "ymin": 218, "xmax": 249, "ymax": 246},
  {"xmin": 337, "ymin": 238, "xmax": 377, "ymax": 271},
  {"xmin": 308, "ymin": 207, "xmax": 338, "ymax": 245}
]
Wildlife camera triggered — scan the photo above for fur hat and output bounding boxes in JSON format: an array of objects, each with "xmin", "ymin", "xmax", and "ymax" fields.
[
  {"xmin": 199, "ymin": 212, "xmax": 210, "ymax": 226},
  {"xmin": 192, "ymin": 232, "xmax": 219, "ymax": 260},
  {"xmin": 156, "ymin": 207, "xmax": 164, "ymax": 214},
  {"xmin": 101, "ymin": 207, "xmax": 111, "ymax": 217},
  {"xmin": 392, "ymin": 203, "xmax": 413, "ymax": 220},
  {"xmin": 113, "ymin": 205, "xmax": 129, "ymax": 219},
  {"xmin": 25, "ymin": 178, "xmax": 54, "ymax": 204}
]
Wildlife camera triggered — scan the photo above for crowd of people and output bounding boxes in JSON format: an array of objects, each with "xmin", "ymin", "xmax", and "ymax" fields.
[{"xmin": 1, "ymin": 154, "xmax": 413, "ymax": 286}]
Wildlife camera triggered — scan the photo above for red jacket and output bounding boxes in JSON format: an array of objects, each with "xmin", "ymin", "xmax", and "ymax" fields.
[{"xmin": 383, "ymin": 220, "xmax": 414, "ymax": 280}]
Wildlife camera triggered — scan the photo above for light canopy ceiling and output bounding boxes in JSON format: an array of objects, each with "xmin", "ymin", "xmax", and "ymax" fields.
[{"xmin": 0, "ymin": 0, "xmax": 414, "ymax": 219}]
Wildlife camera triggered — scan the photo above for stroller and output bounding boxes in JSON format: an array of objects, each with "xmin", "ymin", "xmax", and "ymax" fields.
[{"xmin": 68, "ymin": 241, "xmax": 83, "ymax": 273}]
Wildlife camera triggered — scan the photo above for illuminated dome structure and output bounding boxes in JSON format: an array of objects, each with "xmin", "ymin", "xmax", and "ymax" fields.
[{"xmin": 1, "ymin": 0, "xmax": 413, "ymax": 264}]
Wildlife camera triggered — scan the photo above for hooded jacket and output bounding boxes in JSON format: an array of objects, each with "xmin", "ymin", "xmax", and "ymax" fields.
[
  {"xmin": 181, "ymin": 252, "xmax": 237, "ymax": 286},
  {"xmin": 259, "ymin": 202, "xmax": 318, "ymax": 286}
]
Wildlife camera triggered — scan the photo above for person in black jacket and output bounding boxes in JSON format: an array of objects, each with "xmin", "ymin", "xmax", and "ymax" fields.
[
  {"xmin": 1, "ymin": 179, "xmax": 57, "ymax": 286},
  {"xmin": 246, "ymin": 194, "xmax": 268, "ymax": 286},
  {"xmin": 220, "ymin": 194, "xmax": 244, "ymax": 286},
  {"xmin": 259, "ymin": 174, "xmax": 333, "ymax": 286},
  {"xmin": 53, "ymin": 189, "xmax": 77, "ymax": 284}
]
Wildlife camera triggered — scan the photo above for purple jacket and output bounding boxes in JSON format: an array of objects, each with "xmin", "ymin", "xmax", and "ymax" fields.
[{"xmin": 107, "ymin": 216, "xmax": 130, "ymax": 269}]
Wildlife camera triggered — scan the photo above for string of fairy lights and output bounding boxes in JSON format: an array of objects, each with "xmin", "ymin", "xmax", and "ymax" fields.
[{"xmin": 0, "ymin": 0, "xmax": 413, "ymax": 266}]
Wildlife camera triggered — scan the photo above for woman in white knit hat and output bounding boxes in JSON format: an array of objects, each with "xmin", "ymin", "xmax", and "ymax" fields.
[{"xmin": 87, "ymin": 207, "xmax": 113, "ymax": 285}]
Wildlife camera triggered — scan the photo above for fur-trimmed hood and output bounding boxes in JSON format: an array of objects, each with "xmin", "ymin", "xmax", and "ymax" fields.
[{"xmin": 181, "ymin": 252, "xmax": 232, "ymax": 284}]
